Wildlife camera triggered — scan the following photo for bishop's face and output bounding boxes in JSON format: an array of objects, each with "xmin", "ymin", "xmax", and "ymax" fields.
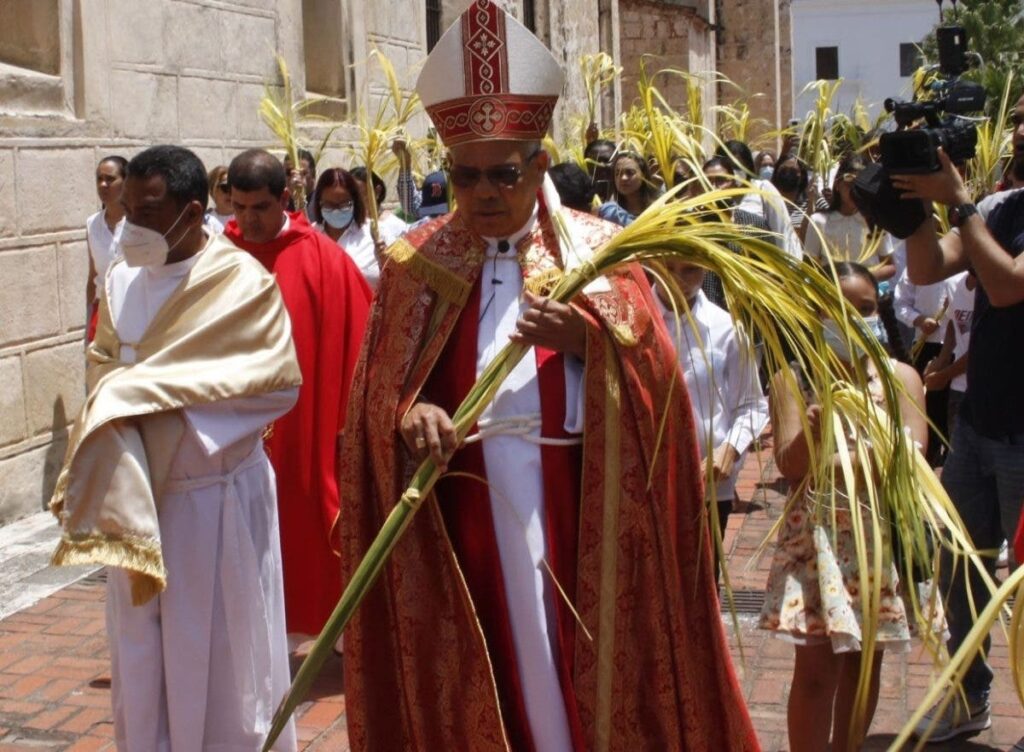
[{"xmin": 449, "ymin": 140, "xmax": 548, "ymax": 239}]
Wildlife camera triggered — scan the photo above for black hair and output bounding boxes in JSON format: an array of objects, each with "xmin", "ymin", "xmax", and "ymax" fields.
[
  {"xmin": 701, "ymin": 156, "xmax": 732, "ymax": 174},
  {"xmin": 350, "ymin": 166, "xmax": 386, "ymax": 203},
  {"xmin": 312, "ymin": 167, "xmax": 367, "ymax": 228},
  {"xmin": 611, "ymin": 151, "xmax": 658, "ymax": 211},
  {"xmin": 549, "ymin": 162, "xmax": 596, "ymax": 213},
  {"xmin": 828, "ymin": 153, "xmax": 867, "ymax": 213},
  {"xmin": 771, "ymin": 153, "xmax": 810, "ymax": 196},
  {"xmin": 127, "ymin": 145, "xmax": 208, "ymax": 211},
  {"xmin": 833, "ymin": 261, "xmax": 910, "ymax": 363},
  {"xmin": 97, "ymin": 155, "xmax": 128, "ymax": 177},
  {"xmin": 284, "ymin": 148, "xmax": 316, "ymax": 175},
  {"xmin": 228, "ymin": 149, "xmax": 287, "ymax": 199},
  {"xmin": 584, "ymin": 139, "xmax": 616, "ymax": 161},
  {"xmin": 715, "ymin": 139, "xmax": 755, "ymax": 177}
]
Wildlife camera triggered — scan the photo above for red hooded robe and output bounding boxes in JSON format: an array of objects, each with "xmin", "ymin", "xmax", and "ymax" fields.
[{"xmin": 225, "ymin": 212, "xmax": 371, "ymax": 635}]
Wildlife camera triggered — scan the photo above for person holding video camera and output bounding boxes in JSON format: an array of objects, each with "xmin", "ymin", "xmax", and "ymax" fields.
[{"xmin": 892, "ymin": 89, "xmax": 1024, "ymax": 741}]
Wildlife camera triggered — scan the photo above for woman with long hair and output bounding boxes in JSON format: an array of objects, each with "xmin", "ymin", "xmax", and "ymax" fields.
[
  {"xmin": 759, "ymin": 262, "xmax": 929, "ymax": 752},
  {"xmin": 597, "ymin": 150, "xmax": 659, "ymax": 226}
]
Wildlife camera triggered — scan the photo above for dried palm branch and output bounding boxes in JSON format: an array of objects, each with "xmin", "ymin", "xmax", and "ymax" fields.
[
  {"xmin": 258, "ymin": 54, "xmax": 347, "ymax": 210},
  {"xmin": 966, "ymin": 70, "xmax": 1016, "ymax": 199},
  {"xmin": 580, "ymin": 52, "xmax": 622, "ymax": 127},
  {"xmin": 261, "ymin": 182, "xmax": 991, "ymax": 750},
  {"xmin": 344, "ymin": 48, "xmax": 422, "ymax": 246},
  {"xmin": 796, "ymin": 79, "xmax": 845, "ymax": 184}
]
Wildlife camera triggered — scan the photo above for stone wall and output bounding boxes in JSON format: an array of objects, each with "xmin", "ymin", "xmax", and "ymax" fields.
[
  {"xmin": 619, "ymin": 0, "xmax": 715, "ymax": 118},
  {"xmin": 0, "ymin": 0, "xmax": 614, "ymax": 526},
  {"xmin": 0, "ymin": 0, "xmax": 715, "ymax": 525},
  {"xmin": 0, "ymin": 0, "xmax": 421, "ymax": 525},
  {"xmin": 715, "ymin": 0, "xmax": 792, "ymax": 147}
]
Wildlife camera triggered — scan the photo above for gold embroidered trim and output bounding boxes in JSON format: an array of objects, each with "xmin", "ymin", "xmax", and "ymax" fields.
[
  {"xmin": 51, "ymin": 534, "xmax": 167, "ymax": 606},
  {"xmin": 390, "ymin": 239, "xmax": 472, "ymax": 306},
  {"xmin": 595, "ymin": 340, "xmax": 622, "ymax": 752}
]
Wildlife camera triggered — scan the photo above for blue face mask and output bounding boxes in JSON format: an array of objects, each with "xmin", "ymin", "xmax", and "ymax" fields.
[
  {"xmin": 759, "ymin": 165, "xmax": 775, "ymax": 181},
  {"xmin": 321, "ymin": 206, "xmax": 354, "ymax": 230},
  {"xmin": 822, "ymin": 315, "xmax": 887, "ymax": 362},
  {"xmin": 863, "ymin": 315, "xmax": 888, "ymax": 346}
]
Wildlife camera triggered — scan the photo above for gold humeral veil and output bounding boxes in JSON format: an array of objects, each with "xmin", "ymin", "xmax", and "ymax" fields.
[{"xmin": 50, "ymin": 234, "xmax": 302, "ymax": 605}]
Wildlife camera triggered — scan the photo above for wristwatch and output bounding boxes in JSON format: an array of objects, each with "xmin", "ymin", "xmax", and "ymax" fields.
[{"xmin": 949, "ymin": 203, "xmax": 978, "ymax": 228}]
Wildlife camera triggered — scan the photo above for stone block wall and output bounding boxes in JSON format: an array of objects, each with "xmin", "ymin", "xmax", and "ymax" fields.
[
  {"xmin": 0, "ymin": 0, "xmax": 704, "ymax": 525},
  {"xmin": 619, "ymin": 0, "xmax": 715, "ymax": 118},
  {"xmin": 715, "ymin": 0, "xmax": 792, "ymax": 147},
  {"xmin": 0, "ymin": 0, "xmax": 425, "ymax": 525}
]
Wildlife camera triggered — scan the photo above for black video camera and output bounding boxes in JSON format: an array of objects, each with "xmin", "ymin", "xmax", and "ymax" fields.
[
  {"xmin": 852, "ymin": 24, "xmax": 986, "ymax": 237},
  {"xmin": 879, "ymin": 25, "xmax": 986, "ymax": 173}
]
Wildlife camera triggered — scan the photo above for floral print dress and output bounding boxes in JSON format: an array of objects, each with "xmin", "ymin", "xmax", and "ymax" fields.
[{"xmin": 758, "ymin": 362, "xmax": 919, "ymax": 653}]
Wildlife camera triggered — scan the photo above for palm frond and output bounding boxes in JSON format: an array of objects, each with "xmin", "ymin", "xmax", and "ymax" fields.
[{"xmin": 261, "ymin": 183, "xmax": 992, "ymax": 750}]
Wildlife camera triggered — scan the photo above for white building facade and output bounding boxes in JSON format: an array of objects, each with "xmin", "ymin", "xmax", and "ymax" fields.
[{"xmin": 790, "ymin": 0, "xmax": 938, "ymax": 119}]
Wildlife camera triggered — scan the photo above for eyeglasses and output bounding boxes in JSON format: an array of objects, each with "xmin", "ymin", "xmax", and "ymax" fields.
[{"xmin": 450, "ymin": 150, "xmax": 541, "ymax": 190}]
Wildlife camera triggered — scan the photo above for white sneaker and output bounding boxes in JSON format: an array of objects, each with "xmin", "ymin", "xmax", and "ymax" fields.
[
  {"xmin": 998, "ymin": 539, "xmax": 1010, "ymax": 568},
  {"xmin": 913, "ymin": 696, "xmax": 991, "ymax": 743}
]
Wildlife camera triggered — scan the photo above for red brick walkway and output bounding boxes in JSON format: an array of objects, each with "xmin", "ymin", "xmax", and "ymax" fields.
[{"xmin": 0, "ymin": 445, "xmax": 1021, "ymax": 750}]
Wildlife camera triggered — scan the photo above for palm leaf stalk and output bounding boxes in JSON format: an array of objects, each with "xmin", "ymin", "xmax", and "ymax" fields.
[
  {"xmin": 259, "ymin": 55, "xmax": 307, "ymax": 210},
  {"xmin": 796, "ymin": 78, "xmax": 844, "ymax": 185},
  {"xmin": 261, "ymin": 180, "xmax": 995, "ymax": 749},
  {"xmin": 580, "ymin": 52, "xmax": 622, "ymax": 127},
  {"xmin": 258, "ymin": 54, "xmax": 347, "ymax": 210},
  {"xmin": 346, "ymin": 49, "xmax": 422, "ymax": 246},
  {"xmin": 966, "ymin": 70, "xmax": 1015, "ymax": 199}
]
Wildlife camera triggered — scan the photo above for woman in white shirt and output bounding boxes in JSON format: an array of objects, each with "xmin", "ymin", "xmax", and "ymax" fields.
[
  {"xmin": 804, "ymin": 154, "xmax": 897, "ymax": 282},
  {"xmin": 310, "ymin": 167, "xmax": 379, "ymax": 288},
  {"xmin": 85, "ymin": 155, "xmax": 127, "ymax": 337}
]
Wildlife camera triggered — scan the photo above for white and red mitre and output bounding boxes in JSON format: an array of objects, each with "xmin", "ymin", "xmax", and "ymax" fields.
[{"xmin": 416, "ymin": 0, "xmax": 564, "ymax": 146}]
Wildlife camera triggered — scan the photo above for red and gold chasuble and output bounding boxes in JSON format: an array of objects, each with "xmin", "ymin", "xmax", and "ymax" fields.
[{"xmin": 340, "ymin": 207, "xmax": 760, "ymax": 751}]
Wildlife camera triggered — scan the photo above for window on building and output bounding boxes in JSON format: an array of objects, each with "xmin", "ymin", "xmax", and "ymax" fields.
[
  {"xmin": 815, "ymin": 46, "xmax": 839, "ymax": 80},
  {"xmin": 426, "ymin": 0, "xmax": 442, "ymax": 51},
  {"xmin": 0, "ymin": 0, "xmax": 61, "ymax": 75},
  {"xmin": 899, "ymin": 43, "xmax": 923, "ymax": 78},
  {"xmin": 523, "ymin": 0, "xmax": 536, "ymax": 32},
  {"xmin": 302, "ymin": 0, "xmax": 348, "ymax": 119},
  {"xmin": 0, "ymin": 0, "xmax": 75, "ymax": 117}
]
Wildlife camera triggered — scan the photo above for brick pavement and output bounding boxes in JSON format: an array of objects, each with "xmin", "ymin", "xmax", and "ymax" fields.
[{"xmin": 0, "ymin": 443, "xmax": 1022, "ymax": 750}]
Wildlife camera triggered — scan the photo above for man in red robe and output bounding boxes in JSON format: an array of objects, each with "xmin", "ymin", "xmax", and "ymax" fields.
[
  {"xmin": 224, "ymin": 149, "xmax": 371, "ymax": 640},
  {"xmin": 339, "ymin": 3, "xmax": 760, "ymax": 749}
]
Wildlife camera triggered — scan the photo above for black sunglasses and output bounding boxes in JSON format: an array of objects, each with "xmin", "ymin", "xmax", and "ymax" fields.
[{"xmin": 450, "ymin": 149, "xmax": 541, "ymax": 190}]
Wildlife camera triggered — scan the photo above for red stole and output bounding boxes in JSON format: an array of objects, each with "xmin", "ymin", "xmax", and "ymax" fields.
[
  {"xmin": 224, "ymin": 213, "xmax": 372, "ymax": 635},
  {"xmin": 424, "ymin": 277, "xmax": 586, "ymax": 751}
]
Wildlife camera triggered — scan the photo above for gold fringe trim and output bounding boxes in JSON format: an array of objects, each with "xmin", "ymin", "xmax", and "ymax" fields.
[
  {"xmin": 52, "ymin": 534, "xmax": 167, "ymax": 606},
  {"xmin": 390, "ymin": 239, "xmax": 472, "ymax": 306},
  {"xmin": 610, "ymin": 322, "xmax": 638, "ymax": 347},
  {"xmin": 524, "ymin": 268, "xmax": 564, "ymax": 297}
]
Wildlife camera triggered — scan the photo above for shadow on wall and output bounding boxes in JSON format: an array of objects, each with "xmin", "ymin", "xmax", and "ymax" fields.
[{"xmin": 41, "ymin": 396, "xmax": 68, "ymax": 511}]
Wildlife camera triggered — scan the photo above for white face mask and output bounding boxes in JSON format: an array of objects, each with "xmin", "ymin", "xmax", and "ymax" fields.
[{"xmin": 120, "ymin": 206, "xmax": 189, "ymax": 267}]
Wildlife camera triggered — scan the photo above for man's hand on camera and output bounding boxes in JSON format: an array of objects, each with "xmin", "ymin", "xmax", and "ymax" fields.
[{"xmin": 891, "ymin": 147, "xmax": 971, "ymax": 208}]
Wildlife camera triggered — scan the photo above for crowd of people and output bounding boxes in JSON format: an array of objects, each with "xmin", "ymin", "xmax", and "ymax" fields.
[{"xmin": 58, "ymin": 1, "xmax": 1024, "ymax": 750}]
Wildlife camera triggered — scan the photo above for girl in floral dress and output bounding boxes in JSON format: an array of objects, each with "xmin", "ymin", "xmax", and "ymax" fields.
[{"xmin": 759, "ymin": 262, "xmax": 928, "ymax": 752}]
